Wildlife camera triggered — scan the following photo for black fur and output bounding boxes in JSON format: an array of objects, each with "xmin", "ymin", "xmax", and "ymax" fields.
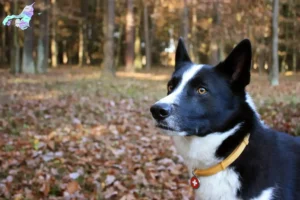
[
  {"xmin": 150, "ymin": 38, "xmax": 300, "ymax": 199},
  {"xmin": 175, "ymin": 37, "xmax": 192, "ymax": 68}
]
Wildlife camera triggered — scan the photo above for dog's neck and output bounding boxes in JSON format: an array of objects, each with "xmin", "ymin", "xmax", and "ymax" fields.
[{"xmin": 172, "ymin": 123, "xmax": 243, "ymax": 170}]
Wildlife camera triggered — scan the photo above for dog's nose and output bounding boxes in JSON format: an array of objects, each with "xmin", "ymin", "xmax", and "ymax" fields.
[{"xmin": 150, "ymin": 103, "xmax": 172, "ymax": 120}]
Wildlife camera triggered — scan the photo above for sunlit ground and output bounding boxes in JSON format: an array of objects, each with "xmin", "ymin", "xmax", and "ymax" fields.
[{"xmin": 0, "ymin": 67, "xmax": 299, "ymax": 199}]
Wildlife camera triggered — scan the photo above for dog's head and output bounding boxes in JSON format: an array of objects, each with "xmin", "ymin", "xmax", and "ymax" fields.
[{"xmin": 150, "ymin": 38, "xmax": 253, "ymax": 137}]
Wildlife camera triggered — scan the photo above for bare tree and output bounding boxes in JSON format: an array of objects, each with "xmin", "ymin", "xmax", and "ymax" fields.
[
  {"xmin": 51, "ymin": 0, "xmax": 58, "ymax": 68},
  {"xmin": 270, "ymin": 0, "xmax": 279, "ymax": 86},
  {"xmin": 125, "ymin": 0, "xmax": 135, "ymax": 72},
  {"xmin": 134, "ymin": 0, "xmax": 142, "ymax": 69},
  {"xmin": 37, "ymin": 0, "xmax": 49, "ymax": 73},
  {"xmin": 103, "ymin": 0, "xmax": 115, "ymax": 76},
  {"xmin": 78, "ymin": 19, "xmax": 84, "ymax": 67},
  {"xmin": 182, "ymin": 0, "xmax": 189, "ymax": 48},
  {"xmin": 22, "ymin": 0, "xmax": 35, "ymax": 74},
  {"xmin": 10, "ymin": 0, "xmax": 20, "ymax": 74},
  {"xmin": 1, "ymin": 2, "xmax": 8, "ymax": 64},
  {"xmin": 190, "ymin": 0, "xmax": 198, "ymax": 63},
  {"xmin": 209, "ymin": 1, "xmax": 220, "ymax": 65},
  {"xmin": 292, "ymin": 0, "xmax": 297, "ymax": 73},
  {"xmin": 78, "ymin": 0, "xmax": 88, "ymax": 67},
  {"xmin": 143, "ymin": 0, "xmax": 151, "ymax": 70}
]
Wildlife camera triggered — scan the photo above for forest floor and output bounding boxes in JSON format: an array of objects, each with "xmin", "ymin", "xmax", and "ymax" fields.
[{"xmin": 0, "ymin": 67, "xmax": 300, "ymax": 199}]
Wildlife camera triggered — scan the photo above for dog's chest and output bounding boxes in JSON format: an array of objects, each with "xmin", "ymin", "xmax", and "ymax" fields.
[
  {"xmin": 194, "ymin": 170, "xmax": 241, "ymax": 200},
  {"xmin": 172, "ymin": 135, "xmax": 241, "ymax": 200}
]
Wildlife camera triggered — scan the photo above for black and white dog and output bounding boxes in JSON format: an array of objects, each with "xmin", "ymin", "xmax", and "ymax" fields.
[{"xmin": 150, "ymin": 38, "xmax": 300, "ymax": 200}]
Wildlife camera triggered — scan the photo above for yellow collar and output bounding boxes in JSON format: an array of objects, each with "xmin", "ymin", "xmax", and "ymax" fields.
[{"xmin": 193, "ymin": 134, "xmax": 250, "ymax": 177}]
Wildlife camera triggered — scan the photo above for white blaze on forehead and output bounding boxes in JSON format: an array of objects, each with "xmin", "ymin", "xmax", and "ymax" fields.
[{"xmin": 157, "ymin": 64, "xmax": 204, "ymax": 105}]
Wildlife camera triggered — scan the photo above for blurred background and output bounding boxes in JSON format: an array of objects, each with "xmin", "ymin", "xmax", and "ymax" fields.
[
  {"xmin": 0, "ymin": 0, "xmax": 299, "ymax": 199},
  {"xmin": 0, "ymin": 0, "xmax": 299, "ymax": 77}
]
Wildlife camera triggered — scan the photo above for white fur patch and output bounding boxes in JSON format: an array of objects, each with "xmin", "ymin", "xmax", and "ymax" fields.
[
  {"xmin": 161, "ymin": 129, "xmax": 188, "ymax": 136},
  {"xmin": 246, "ymin": 93, "xmax": 260, "ymax": 118},
  {"xmin": 194, "ymin": 168, "xmax": 241, "ymax": 200},
  {"xmin": 251, "ymin": 188, "xmax": 274, "ymax": 200},
  {"xmin": 157, "ymin": 64, "xmax": 203, "ymax": 105},
  {"xmin": 173, "ymin": 123, "xmax": 242, "ymax": 169},
  {"xmin": 172, "ymin": 124, "xmax": 242, "ymax": 200},
  {"xmin": 246, "ymin": 93, "xmax": 268, "ymax": 127}
]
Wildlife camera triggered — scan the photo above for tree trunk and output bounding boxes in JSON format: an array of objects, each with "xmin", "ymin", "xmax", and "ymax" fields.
[
  {"xmin": 281, "ymin": 1, "xmax": 291, "ymax": 74},
  {"xmin": 125, "ymin": 0, "xmax": 135, "ymax": 72},
  {"xmin": 143, "ymin": 1, "xmax": 151, "ymax": 70},
  {"xmin": 10, "ymin": 0, "xmax": 20, "ymax": 74},
  {"xmin": 270, "ymin": 0, "xmax": 279, "ymax": 86},
  {"xmin": 134, "ymin": 26, "xmax": 142, "ymax": 69},
  {"xmin": 134, "ymin": 2, "xmax": 142, "ymax": 70},
  {"xmin": 182, "ymin": 0, "xmax": 189, "ymax": 48},
  {"xmin": 292, "ymin": 0, "xmax": 297, "ymax": 73},
  {"xmin": 62, "ymin": 40, "xmax": 68, "ymax": 64},
  {"xmin": 281, "ymin": 46, "xmax": 288, "ymax": 74},
  {"xmin": 78, "ymin": 20, "xmax": 84, "ymax": 67},
  {"xmin": 210, "ymin": 42, "xmax": 218, "ymax": 65},
  {"xmin": 258, "ymin": 50, "xmax": 264, "ymax": 76},
  {"xmin": 150, "ymin": 0, "xmax": 158, "ymax": 65},
  {"xmin": 218, "ymin": 40, "xmax": 225, "ymax": 61},
  {"xmin": 78, "ymin": 0, "xmax": 88, "ymax": 67},
  {"xmin": 96, "ymin": 0, "xmax": 101, "ymax": 65},
  {"xmin": 293, "ymin": 46, "xmax": 297, "ymax": 73},
  {"xmin": 115, "ymin": 22, "xmax": 124, "ymax": 69},
  {"xmin": 191, "ymin": 0, "xmax": 198, "ymax": 63},
  {"xmin": 209, "ymin": 1, "xmax": 220, "ymax": 65},
  {"xmin": 1, "ymin": 6, "xmax": 7, "ymax": 64},
  {"xmin": 22, "ymin": 0, "xmax": 35, "ymax": 74},
  {"xmin": 85, "ymin": 24, "xmax": 90, "ymax": 65},
  {"xmin": 103, "ymin": 0, "xmax": 115, "ymax": 76},
  {"xmin": 102, "ymin": 0, "xmax": 107, "ymax": 39},
  {"xmin": 37, "ymin": 0, "xmax": 49, "ymax": 73},
  {"xmin": 51, "ymin": 0, "xmax": 58, "ymax": 68}
]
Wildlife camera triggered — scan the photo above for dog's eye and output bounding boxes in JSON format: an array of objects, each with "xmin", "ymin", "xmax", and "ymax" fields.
[
  {"xmin": 197, "ymin": 87, "xmax": 207, "ymax": 95},
  {"xmin": 168, "ymin": 85, "xmax": 174, "ymax": 93}
]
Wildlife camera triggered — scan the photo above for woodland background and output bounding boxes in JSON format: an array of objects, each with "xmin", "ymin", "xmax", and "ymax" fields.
[{"xmin": 0, "ymin": 0, "xmax": 300, "ymax": 199}]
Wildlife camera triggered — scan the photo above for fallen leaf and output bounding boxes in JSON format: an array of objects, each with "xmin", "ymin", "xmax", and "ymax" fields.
[
  {"xmin": 120, "ymin": 193, "xmax": 136, "ymax": 200},
  {"xmin": 40, "ymin": 182, "xmax": 50, "ymax": 196},
  {"xmin": 105, "ymin": 175, "xmax": 116, "ymax": 186},
  {"xmin": 66, "ymin": 181, "xmax": 80, "ymax": 194},
  {"xmin": 104, "ymin": 187, "xmax": 118, "ymax": 199},
  {"xmin": 69, "ymin": 172, "xmax": 80, "ymax": 180}
]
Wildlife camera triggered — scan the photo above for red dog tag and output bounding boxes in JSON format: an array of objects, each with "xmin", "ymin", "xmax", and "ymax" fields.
[{"xmin": 190, "ymin": 176, "xmax": 200, "ymax": 189}]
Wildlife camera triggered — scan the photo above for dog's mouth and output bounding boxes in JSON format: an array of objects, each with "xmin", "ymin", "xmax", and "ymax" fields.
[{"xmin": 155, "ymin": 123, "xmax": 177, "ymax": 131}]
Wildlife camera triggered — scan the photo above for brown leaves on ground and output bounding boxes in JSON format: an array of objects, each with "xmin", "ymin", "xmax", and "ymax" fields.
[{"xmin": 0, "ymin": 68, "xmax": 299, "ymax": 199}]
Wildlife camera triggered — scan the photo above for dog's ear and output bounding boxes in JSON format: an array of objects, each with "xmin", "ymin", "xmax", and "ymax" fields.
[
  {"xmin": 175, "ymin": 37, "xmax": 192, "ymax": 69},
  {"xmin": 216, "ymin": 39, "xmax": 252, "ymax": 90}
]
